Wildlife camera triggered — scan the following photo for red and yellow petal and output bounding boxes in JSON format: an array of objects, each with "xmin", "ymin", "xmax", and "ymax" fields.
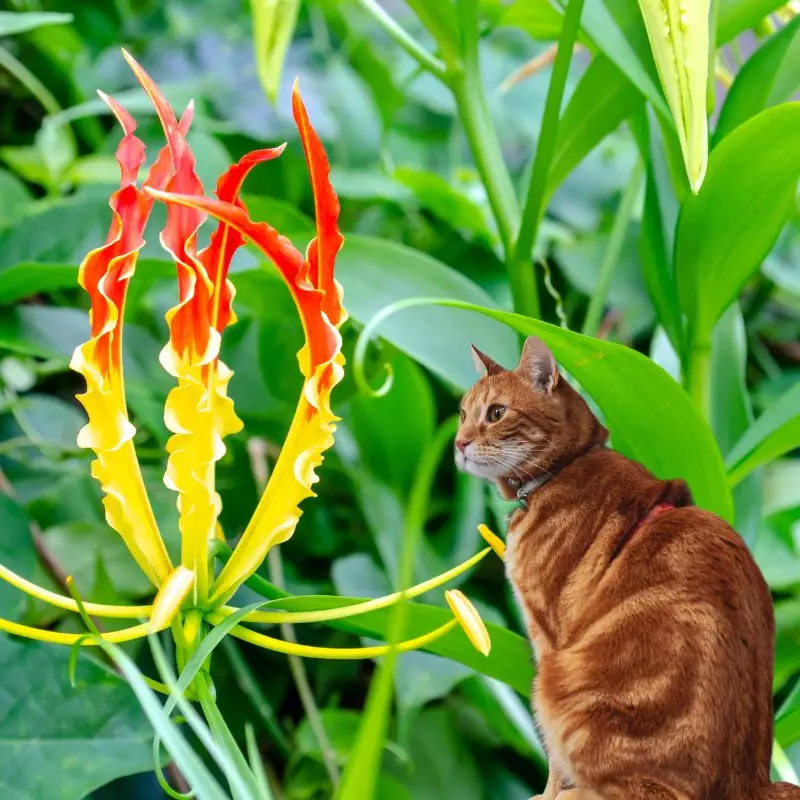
[
  {"xmin": 127, "ymin": 53, "xmax": 282, "ymax": 603},
  {"xmin": 146, "ymin": 88, "xmax": 346, "ymax": 605},
  {"xmin": 70, "ymin": 92, "xmax": 173, "ymax": 588}
]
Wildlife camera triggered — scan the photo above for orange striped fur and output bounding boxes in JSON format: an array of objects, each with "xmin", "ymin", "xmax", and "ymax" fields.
[{"xmin": 455, "ymin": 337, "xmax": 798, "ymax": 800}]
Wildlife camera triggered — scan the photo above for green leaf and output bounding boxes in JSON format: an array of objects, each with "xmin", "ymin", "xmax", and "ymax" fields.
[
  {"xmin": 336, "ymin": 236, "xmax": 518, "ymax": 391},
  {"xmin": 0, "ymin": 261, "xmax": 77, "ymax": 304},
  {"xmin": 499, "ymin": 0, "xmax": 563, "ymax": 39},
  {"xmin": 675, "ymin": 103, "xmax": 800, "ymax": 348},
  {"xmin": 347, "ymin": 350, "xmax": 436, "ymax": 497},
  {"xmin": 394, "ymin": 166, "xmax": 495, "ymax": 244},
  {"xmin": 0, "ymin": 11, "xmax": 72, "ymax": 36},
  {"xmin": 0, "ymin": 495, "xmax": 38, "ymax": 622},
  {"xmin": 726, "ymin": 381, "xmax": 800, "ymax": 487},
  {"xmin": 715, "ymin": 16, "xmax": 800, "ymax": 143},
  {"xmin": 717, "ymin": 0, "xmax": 789, "ymax": 44},
  {"xmin": 0, "ymin": 637, "xmax": 158, "ymax": 800},
  {"xmin": 241, "ymin": 193, "xmax": 315, "ymax": 233},
  {"xmin": 548, "ymin": 55, "xmax": 642, "ymax": 199},
  {"xmin": 0, "ymin": 306, "xmax": 86, "ymax": 360},
  {"xmin": 0, "ymin": 168, "xmax": 33, "ymax": 227},
  {"xmin": 360, "ymin": 298, "xmax": 733, "ymax": 519},
  {"xmin": 249, "ymin": 0, "xmax": 300, "ymax": 104},
  {"xmin": 296, "ymin": 709, "xmax": 362, "ymax": 765},
  {"xmin": 570, "ymin": 0, "xmax": 669, "ymax": 118}
]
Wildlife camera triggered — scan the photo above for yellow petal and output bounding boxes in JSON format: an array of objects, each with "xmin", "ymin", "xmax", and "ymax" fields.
[
  {"xmin": 210, "ymin": 352, "xmax": 344, "ymax": 605},
  {"xmin": 477, "ymin": 523, "xmax": 506, "ymax": 558},
  {"xmin": 149, "ymin": 566, "xmax": 195, "ymax": 632},
  {"xmin": 446, "ymin": 589, "xmax": 491, "ymax": 656}
]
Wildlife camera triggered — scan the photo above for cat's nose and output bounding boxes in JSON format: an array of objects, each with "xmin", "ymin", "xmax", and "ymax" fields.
[{"xmin": 455, "ymin": 438, "xmax": 471, "ymax": 453}]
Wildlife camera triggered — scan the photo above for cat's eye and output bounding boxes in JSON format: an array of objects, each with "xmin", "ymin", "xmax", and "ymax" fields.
[
  {"xmin": 460, "ymin": 408, "xmax": 466, "ymax": 423},
  {"xmin": 486, "ymin": 404, "xmax": 506, "ymax": 423}
]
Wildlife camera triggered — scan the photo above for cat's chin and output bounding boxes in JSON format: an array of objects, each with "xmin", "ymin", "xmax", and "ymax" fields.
[{"xmin": 456, "ymin": 454, "xmax": 503, "ymax": 480}]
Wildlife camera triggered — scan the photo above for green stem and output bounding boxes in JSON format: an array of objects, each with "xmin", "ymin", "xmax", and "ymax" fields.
[
  {"xmin": 222, "ymin": 639, "xmax": 291, "ymax": 757},
  {"xmin": 511, "ymin": 0, "xmax": 585, "ymax": 318},
  {"xmin": 245, "ymin": 438, "xmax": 339, "ymax": 787},
  {"xmin": 357, "ymin": 0, "xmax": 447, "ymax": 79},
  {"xmin": 268, "ymin": 548, "xmax": 340, "ymax": 787},
  {"xmin": 686, "ymin": 339, "xmax": 712, "ymax": 420},
  {"xmin": 0, "ymin": 43, "xmax": 62, "ymax": 117},
  {"xmin": 581, "ymin": 159, "xmax": 643, "ymax": 337}
]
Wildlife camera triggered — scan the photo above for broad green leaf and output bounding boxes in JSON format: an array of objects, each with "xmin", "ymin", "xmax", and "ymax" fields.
[
  {"xmin": 727, "ymin": 382, "xmax": 800, "ymax": 487},
  {"xmin": 498, "ymin": 0, "xmax": 563, "ymax": 40},
  {"xmin": 635, "ymin": 0, "xmax": 709, "ymax": 191},
  {"xmin": 548, "ymin": 55, "xmax": 642, "ymax": 200},
  {"xmin": 296, "ymin": 709, "xmax": 362, "ymax": 765},
  {"xmin": 0, "ymin": 168, "xmax": 33, "ymax": 227},
  {"xmin": 336, "ymin": 236, "xmax": 518, "ymax": 390},
  {"xmin": 347, "ymin": 350, "xmax": 436, "ymax": 497},
  {"xmin": 675, "ymin": 103, "xmax": 800, "ymax": 348},
  {"xmin": 717, "ymin": 0, "xmax": 789, "ymax": 44},
  {"xmin": 0, "ymin": 495, "xmax": 38, "ymax": 622},
  {"xmin": 360, "ymin": 298, "xmax": 732, "ymax": 518},
  {"xmin": 0, "ymin": 306, "xmax": 87, "ymax": 361},
  {"xmin": 715, "ymin": 16, "xmax": 800, "ymax": 143},
  {"xmin": 0, "ymin": 11, "xmax": 72, "ymax": 36},
  {"xmin": 394, "ymin": 166, "xmax": 495, "ymax": 244},
  {"xmin": 0, "ymin": 261, "xmax": 77, "ymax": 303},
  {"xmin": 249, "ymin": 0, "xmax": 300, "ymax": 103},
  {"xmin": 0, "ymin": 637, "xmax": 158, "ymax": 800}
]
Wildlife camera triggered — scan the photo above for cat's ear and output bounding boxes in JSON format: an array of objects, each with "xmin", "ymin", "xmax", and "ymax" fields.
[
  {"xmin": 471, "ymin": 345, "xmax": 504, "ymax": 376},
  {"xmin": 518, "ymin": 336, "xmax": 559, "ymax": 392}
]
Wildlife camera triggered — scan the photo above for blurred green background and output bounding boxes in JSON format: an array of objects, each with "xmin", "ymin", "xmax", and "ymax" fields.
[{"xmin": 0, "ymin": 1, "xmax": 799, "ymax": 798}]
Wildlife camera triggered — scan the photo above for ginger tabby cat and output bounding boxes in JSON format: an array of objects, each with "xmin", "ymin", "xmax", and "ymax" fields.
[{"xmin": 455, "ymin": 337, "xmax": 799, "ymax": 800}]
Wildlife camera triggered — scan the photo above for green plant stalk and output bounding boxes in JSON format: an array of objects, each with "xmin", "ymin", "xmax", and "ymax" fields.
[
  {"xmin": 450, "ymin": 0, "xmax": 520, "ymax": 258},
  {"xmin": 0, "ymin": 43, "xmax": 62, "ymax": 117},
  {"xmin": 686, "ymin": 339, "xmax": 712, "ymax": 420},
  {"xmin": 268, "ymin": 547, "xmax": 341, "ymax": 787},
  {"xmin": 222, "ymin": 638, "xmax": 291, "ymax": 756},
  {"xmin": 581, "ymin": 159, "xmax": 644, "ymax": 337},
  {"xmin": 246, "ymin": 437, "xmax": 340, "ymax": 786},
  {"xmin": 511, "ymin": 0, "xmax": 585, "ymax": 320},
  {"xmin": 336, "ymin": 417, "xmax": 459, "ymax": 799},
  {"xmin": 357, "ymin": 0, "xmax": 446, "ymax": 78}
]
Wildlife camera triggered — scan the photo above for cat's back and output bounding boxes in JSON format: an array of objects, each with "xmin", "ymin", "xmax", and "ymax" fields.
[{"xmin": 512, "ymin": 452, "xmax": 777, "ymax": 797}]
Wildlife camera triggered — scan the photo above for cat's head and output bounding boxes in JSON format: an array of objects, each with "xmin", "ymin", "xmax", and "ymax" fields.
[{"xmin": 454, "ymin": 337, "xmax": 608, "ymax": 488}]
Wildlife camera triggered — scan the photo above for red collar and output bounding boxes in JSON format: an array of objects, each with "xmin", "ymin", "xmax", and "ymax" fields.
[{"xmin": 641, "ymin": 503, "xmax": 674, "ymax": 526}]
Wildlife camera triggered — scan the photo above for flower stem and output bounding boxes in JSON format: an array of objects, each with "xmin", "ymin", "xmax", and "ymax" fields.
[
  {"xmin": 511, "ymin": 0, "xmax": 585, "ymax": 318},
  {"xmin": 246, "ymin": 438, "xmax": 340, "ymax": 788},
  {"xmin": 450, "ymin": 0, "xmax": 520, "ymax": 263},
  {"xmin": 581, "ymin": 158, "xmax": 643, "ymax": 337},
  {"xmin": 222, "ymin": 639, "xmax": 291, "ymax": 756},
  {"xmin": 268, "ymin": 548, "xmax": 340, "ymax": 787},
  {"xmin": 686, "ymin": 339, "xmax": 712, "ymax": 420},
  {"xmin": 0, "ymin": 44, "xmax": 62, "ymax": 117},
  {"xmin": 357, "ymin": 0, "xmax": 446, "ymax": 79}
]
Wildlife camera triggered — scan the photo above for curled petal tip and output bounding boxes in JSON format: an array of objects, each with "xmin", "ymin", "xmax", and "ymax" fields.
[
  {"xmin": 478, "ymin": 524, "xmax": 505, "ymax": 558},
  {"xmin": 446, "ymin": 589, "xmax": 491, "ymax": 656},
  {"xmin": 149, "ymin": 566, "xmax": 195, "ymax": 632}
]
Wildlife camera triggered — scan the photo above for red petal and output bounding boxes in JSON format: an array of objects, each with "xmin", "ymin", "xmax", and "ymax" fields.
[{"xmin": 292, "ymin": 82, "xmax": 344, "ymax": 326}]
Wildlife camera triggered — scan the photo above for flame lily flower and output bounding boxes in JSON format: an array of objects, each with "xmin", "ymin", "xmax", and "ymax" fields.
[{"xmin": 0, "ymin": 52, "xmax": 493, "ymax": 672}]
